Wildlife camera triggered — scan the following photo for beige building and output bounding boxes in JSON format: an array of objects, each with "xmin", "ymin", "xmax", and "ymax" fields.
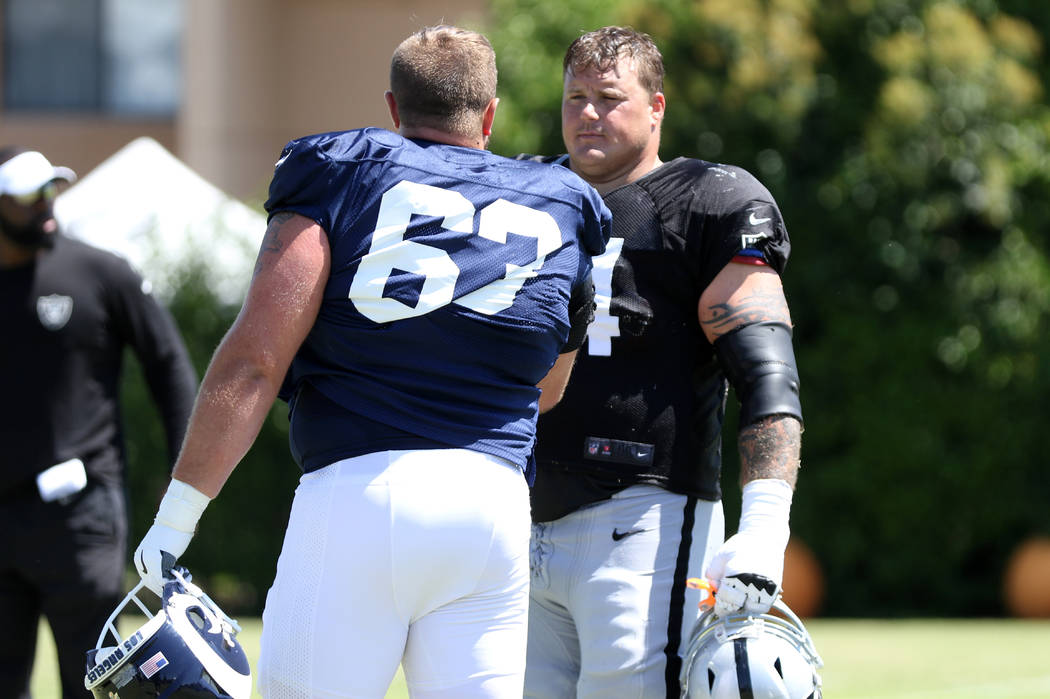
[{"xmin": 1, "ymin": 0, "xmax": 488, "ymax": 204}]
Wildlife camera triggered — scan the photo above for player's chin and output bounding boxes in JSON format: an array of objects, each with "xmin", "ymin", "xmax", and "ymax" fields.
[
  {"xmin": 571, "ymin": 142, "xmax": 607, "ymax": 160},
  {"xmin": 568, "ymin": 147, "xmax": 609, "ymax": 173}
]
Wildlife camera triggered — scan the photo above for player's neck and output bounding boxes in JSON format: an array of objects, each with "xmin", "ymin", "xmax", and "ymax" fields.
[
  {"xmin": 400, "ymin": 126, "xmax": 487, "ymax": 150},
  {"xmin": 582, "ymin": 154, "xmax": 664, "ymax": 195}
]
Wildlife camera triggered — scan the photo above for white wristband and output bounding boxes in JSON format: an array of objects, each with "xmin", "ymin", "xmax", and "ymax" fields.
[
  {"xmin": 738, "ymin": 478, "xmax": 793, "ymax": 544},
  {"xmin": 155, "ymin": 479, "xmax": 211, "ymax": 533}
]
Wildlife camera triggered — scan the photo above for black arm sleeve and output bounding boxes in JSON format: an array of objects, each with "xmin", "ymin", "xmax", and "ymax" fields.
[
  {"xmin": 713, "ymin": 320, "xmax": 803, "ymax": 427},
  {"xmin": 562, "ymin": 272, "xmax": 596, "ymax": 353}
]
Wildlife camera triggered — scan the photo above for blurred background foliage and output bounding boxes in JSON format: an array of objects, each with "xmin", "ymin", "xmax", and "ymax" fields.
[{"xmin": 120, "ymin": 0, "xmax": 1050, "ymax": 617}]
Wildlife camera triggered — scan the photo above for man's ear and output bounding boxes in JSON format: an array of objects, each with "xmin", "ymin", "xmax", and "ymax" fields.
[
  {"xmin": 385, "ymin": 91, "xmax": 401, "ymax": 129},
  {"xmin": 482, "ymin": 97, "xmax": 499, "ymax": 136},
  {"xmin": 650, "ymin": 92, "xmax": 666, "ymax": 127}
]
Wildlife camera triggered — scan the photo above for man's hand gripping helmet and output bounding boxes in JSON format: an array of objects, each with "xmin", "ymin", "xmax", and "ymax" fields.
[
  {"xmin": 84, "ymin": 566, "xmax": 252, "ymax": 698},
  {"xmin": 680, "ymin": 580, "xmax": 823, "ymax": 699}
]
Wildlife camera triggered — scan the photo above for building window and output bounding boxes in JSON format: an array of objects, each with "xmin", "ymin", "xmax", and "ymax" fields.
[{"xmin": 3, "ymin": 0, "xmax": 181, "ymax": 116}]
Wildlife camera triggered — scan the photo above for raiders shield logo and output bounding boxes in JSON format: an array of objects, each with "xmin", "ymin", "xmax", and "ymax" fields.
[{"xmin": 37, "ymin": 294, "xmax": 73, "ymax": 331}]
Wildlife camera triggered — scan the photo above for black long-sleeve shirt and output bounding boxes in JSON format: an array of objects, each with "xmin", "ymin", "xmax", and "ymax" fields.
[{"xmin": 0, "ymin": 234, "xmax": 198, "ymax": 495}]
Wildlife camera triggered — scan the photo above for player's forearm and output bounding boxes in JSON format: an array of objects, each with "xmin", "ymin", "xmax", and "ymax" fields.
[
  {"xmin": 170, "ymin": 348, "xmax": 284, "ymax": 498},
  {"xmin": 737, "ymin": 415, "xmax": 801, "ymax": 489}
]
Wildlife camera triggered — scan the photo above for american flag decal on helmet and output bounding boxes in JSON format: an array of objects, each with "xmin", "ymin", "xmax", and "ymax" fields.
[{"xmin": 139, "ymin": 651, "xmax": 169, "ymax": 678}]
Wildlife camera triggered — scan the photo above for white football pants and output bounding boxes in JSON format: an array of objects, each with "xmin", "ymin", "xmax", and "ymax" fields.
[
  {"xmin": 257, "ymin": 449, "xmax": 531, "ymax": 699},
  {"xmin": 525, "ymin": 485, "xmax": 724, "ymax": 699}
]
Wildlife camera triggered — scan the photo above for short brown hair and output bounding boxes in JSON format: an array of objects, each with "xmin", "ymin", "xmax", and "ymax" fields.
[
  {"xmin": 563, "ymin": 26, "xmax": 664, "ymax": 96},
  {"xmin": 389, "ymin": 25, "xmax": 497, "ymax": 137}
]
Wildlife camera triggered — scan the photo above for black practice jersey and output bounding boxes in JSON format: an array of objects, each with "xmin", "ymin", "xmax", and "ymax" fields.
[
  {"xmin": 529, "ymin": 157, "xmax": 791, "ymax": 522},
  {"xmin": 0, "ymin": 235, "xmax": 198, "ymax": 495}
]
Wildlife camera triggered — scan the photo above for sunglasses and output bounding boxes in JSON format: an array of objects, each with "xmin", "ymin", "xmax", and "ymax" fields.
[{"xmin": 7, "ymin": 181, "xmax": 58, "ymax": 206}]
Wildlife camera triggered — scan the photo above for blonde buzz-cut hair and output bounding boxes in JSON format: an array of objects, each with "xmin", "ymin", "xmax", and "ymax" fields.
[{"xmin": 389, "ymin": 25, "xmax": 498, "ymax": 138}]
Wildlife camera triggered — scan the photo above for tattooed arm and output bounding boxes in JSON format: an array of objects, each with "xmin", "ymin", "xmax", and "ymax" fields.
[
  {"xmin": 169, "ymin": 212, "xmax": 330, "ymax": 496},
  {"xmin": 738, "ymin": 417, "xmax": 801, "ymax": 487},
  {"xmin": 699, "ymin": 262, "xmax": 801, "ymax": 614},
  {"xmin": 698, "ymin": 263, "xmax": 801, "ymax": 489}
]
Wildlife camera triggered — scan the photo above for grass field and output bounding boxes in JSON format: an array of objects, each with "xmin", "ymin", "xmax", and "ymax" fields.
[{"xmin": 34, "ymin": 616, "xmax": 1050, "ymax": 697}]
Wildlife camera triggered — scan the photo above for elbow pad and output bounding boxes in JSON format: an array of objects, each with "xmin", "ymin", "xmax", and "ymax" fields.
[
  {"xmin": 713, "ymin": 321, "xmax": 802, "ymax": 427},
  {"xmin": 563, "ymin": 274, "xmax": 596, "ymax": 352}
]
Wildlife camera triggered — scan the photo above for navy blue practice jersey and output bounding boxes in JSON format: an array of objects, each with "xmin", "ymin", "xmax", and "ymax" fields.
[{"xmin": 265, "ymin": 128, "xmax": 610, "ymax": 474}]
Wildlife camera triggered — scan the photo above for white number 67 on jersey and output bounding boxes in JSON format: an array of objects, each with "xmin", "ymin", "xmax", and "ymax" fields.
[{"xmin": 349, "ymin": 180, "xmax": 563, "ymax": 323}]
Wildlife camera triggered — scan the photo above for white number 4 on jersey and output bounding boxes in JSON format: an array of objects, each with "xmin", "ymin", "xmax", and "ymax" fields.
[{"xmin": 586, "ymin": 237, "xmax": 624, "ymax": 356}]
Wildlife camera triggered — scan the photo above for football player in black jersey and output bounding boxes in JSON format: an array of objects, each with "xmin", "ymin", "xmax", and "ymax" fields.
[
  {"xmin": 0, "ymin": 147, "xmax": 198, "ymax": 697},
  {"xmin": 524, "ymin": 27, "xmax": 805, "ymax": 699}
]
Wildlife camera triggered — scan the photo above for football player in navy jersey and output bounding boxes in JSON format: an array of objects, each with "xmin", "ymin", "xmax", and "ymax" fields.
[
  {"xmin": 522, "ymin": 27, "xmax": 805, "ymax": 699},
  {"xmin": 132, "ymin": 25, "xmax": 611, "ymax": 698}
]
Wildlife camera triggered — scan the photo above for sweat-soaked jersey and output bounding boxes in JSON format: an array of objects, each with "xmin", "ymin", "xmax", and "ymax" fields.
[
  {"xmin": 265, "ymin": 128, "xmax": 611, "ymax": 478},
  {"xmin": 529, "ymin": 156, "xmax": 791, "ymax": 521}
]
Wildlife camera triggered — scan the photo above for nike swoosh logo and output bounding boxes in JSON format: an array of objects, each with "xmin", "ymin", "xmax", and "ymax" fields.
[
  {"xmin": 749, "ymin": 213, "xmax": 771, "ymax": 225},
  {"xmin": 612, "ymin": 528, "xmax": 647, "ymax": 541}
]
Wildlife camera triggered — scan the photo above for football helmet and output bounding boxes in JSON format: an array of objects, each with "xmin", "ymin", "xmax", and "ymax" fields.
[
  {"xmin": 84, "ymin": 566, "xmax": 252, "ymax": 698},
  {"xmin": 680, "ymin": 597, "xmax": 823, "ymax": 698}
]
